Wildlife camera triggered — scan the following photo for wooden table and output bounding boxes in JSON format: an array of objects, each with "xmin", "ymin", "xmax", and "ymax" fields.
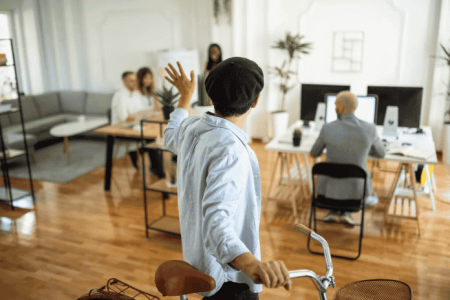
[{"xmin": 94, "ymin": 114, "xmax": 167, "ymax": 191}]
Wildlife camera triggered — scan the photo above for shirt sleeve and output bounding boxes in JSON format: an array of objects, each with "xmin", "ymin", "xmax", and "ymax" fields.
[
  {"xmin": 369, "ymin": 132, "xmax": 385, "ymax": 158},
  {"xmin": 111, "ymin": 92, "xmax": 129, "ymax": 123},
  {"xmin": 164, "ymin": 108, "xmax": 189, "ymax": 155},
  {"xmin": 310, "ymin": 127, "xmax": 326, "ymax": 157},
  {"xmin": 202, "ymin": 153, "xmax": 251, "ymax": 266}
]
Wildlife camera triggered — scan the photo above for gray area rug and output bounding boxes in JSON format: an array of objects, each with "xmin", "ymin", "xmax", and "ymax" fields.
[{"xmin": 7, "ymin": 139, "xmax": 127, "ymax": 183}]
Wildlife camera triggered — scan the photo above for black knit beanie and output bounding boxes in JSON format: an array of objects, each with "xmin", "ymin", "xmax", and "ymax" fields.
[{"xmin": 205, "ymin": 57, "xmax": 264, "ymax": 109}]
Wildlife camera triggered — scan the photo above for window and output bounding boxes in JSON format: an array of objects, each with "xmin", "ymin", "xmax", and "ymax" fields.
[
  {"xmin": 0, "ymin": 13, "xmax": 12, "ymax": 39},
  {"xmin": 0, "ymin": 13, "xmax": 18, "ymax": 100}
]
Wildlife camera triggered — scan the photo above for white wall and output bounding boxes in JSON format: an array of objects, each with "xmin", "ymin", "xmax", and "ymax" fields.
[
  {"xmin": 83, "ymin": 0, "xmax": 212, "ymax": 92},
  {"xmin": 231, "ymin": 0, "xmax": 445, "ymax": 147},
  {"xmin": 1, "ymin": 0, "xmax": 213, "ymax": 93},
  {"xmin": 426, "ymin": 0, "xmax": 450, "ymax": 150},
  {"xmin": 2, "ymin": 0, "xmax": 448, "ymax": 147}
]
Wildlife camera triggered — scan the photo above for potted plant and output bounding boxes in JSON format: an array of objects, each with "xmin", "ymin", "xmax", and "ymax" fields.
[
  {"xmin": 271, "ymin": 32, "xmax": 312, "ymax": 137},
  {"xmin": 436, "ymin": 42, "xmax": 450, "ymax": 163},
  {"xmin": 293, "ymin": 128, "xmax": 302, "ymax": 147},
  {"xmin": 153, "ymin": 86, "xmax": 179, "ymax": 120},
  {"xmin": 192, "ymin": 73, "xmax": 214, "ymax": 116}
]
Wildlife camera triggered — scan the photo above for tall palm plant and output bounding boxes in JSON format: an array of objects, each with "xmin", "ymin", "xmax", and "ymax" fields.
[{"xmin": 272, "ymin": 32, "xmax": 312, "ymax": 112}]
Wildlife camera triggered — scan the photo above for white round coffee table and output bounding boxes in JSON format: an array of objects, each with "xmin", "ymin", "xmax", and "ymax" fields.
[{"xmin": 50, "ymin": 118, "xmax": 109, "ymax": 164}]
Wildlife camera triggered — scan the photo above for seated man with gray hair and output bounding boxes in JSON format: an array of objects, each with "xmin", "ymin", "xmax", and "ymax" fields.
[{"xmin": 309, "ymin": 91, "xmax": 385, "ymax": 225}]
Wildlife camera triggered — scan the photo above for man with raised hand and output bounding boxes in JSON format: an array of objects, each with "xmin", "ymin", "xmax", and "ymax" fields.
[{"xmin": 163, "ymin": 58, "xmax": 291, "ymax": 299}]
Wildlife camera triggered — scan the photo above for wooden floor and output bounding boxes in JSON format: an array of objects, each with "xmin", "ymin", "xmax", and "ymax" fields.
[{"xmin": 0, "ymin": 142, "xmax": 450, "ymax": 300}]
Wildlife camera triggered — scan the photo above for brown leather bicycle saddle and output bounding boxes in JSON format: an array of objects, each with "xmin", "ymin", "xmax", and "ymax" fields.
[{"xmin": 155, "ymin": 260, "xmax": 216, "ymax": 296}]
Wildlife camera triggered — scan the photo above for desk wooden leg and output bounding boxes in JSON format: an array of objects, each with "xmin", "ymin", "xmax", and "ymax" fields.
[
  {"xmin": 408, "ymin": 164, "xmax": 420, "ymax": 236},
  {"xmin": 104, "ymin": 135, "xmax": 114, "ymax": 191},
  {"xmin": 304, "ymin": 153, "xmax": 312, "ymax": 190},
  {"xmin": 284, "ymin": 153, "xmax": 292, "ymax": 182},
  {"xmin": 431, "ymin": 167, "xmax": 437, "ymax": 192},
  {"xmin": 424, "ymin": 164, "xmax": 436, "ymax": 211},
  {"xmin": 387, "ymin": 163, "xmax": 403, "ymax": 206},
  {"xmin": 267, "ymin": 152, "xmax": 281, "ymax": 199},
  {"xmin": 294, "ymin": 154, "xmax": 308, "ymax": 201},
  {"xmin": 278, "ymin": 153, "xmax": 287, "ymax": 185},
  {"xmin": 64, "ymin": 137, "xmax": 70, "ymax": 164}
]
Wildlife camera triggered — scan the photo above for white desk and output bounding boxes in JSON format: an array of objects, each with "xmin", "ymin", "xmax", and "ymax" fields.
[{"xmin": 266, "ymin": 120, "xmax": 438, "ymax": 211}]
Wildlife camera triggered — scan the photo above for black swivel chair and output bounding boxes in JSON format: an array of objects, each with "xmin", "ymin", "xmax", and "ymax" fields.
[{"xmin": 308, "ymin": 162, "xmax": 367, "ymax": 260}]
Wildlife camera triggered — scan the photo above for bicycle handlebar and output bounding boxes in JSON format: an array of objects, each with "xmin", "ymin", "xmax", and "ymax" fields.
[{"xmin": 291, "ymin": 224, "xmax": 336, "ymax": 293}]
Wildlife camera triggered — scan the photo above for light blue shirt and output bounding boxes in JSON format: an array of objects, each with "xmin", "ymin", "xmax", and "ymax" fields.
[{"xmin": 164, "ymin": 108, "xmax": 263, "ymax": 297}]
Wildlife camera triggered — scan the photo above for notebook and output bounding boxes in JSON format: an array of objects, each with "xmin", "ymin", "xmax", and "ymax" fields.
[{"xmin": 386, "ymin": 146, "xmax": 435, "ymax": 161}]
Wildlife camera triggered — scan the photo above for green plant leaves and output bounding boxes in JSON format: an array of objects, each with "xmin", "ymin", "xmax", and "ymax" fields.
[
  {"xmin": 271, "ymin": 32, "xmax": 312, "ymax": 62},
  {"xmin": 153, "ymin": 86, "xmax": 179, "ymax": 107}
]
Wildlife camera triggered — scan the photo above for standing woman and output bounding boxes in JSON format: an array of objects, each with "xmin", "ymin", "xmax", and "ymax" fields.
[
  {"xmin": 136, "ymin": 66, "xmax": 165, "ymax": 178},
  {"xmin": 204, "ymin": 44, "xmax": 222, "ymax": 75}
]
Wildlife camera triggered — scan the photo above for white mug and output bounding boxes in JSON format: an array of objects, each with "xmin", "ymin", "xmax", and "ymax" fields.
[{"xmin": 78, "ymin": 115, "xmax": 86, "ymax": 122}]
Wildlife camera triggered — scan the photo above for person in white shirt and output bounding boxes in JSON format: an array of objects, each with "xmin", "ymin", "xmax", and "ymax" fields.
[
  {"xmin": 136, "ymin": 67, "xmax": 165, "ymax": 177},
  {"xmin": 111, "ymin": 71, "xmax": 149, "ymax": 125},
  {"xmin": 111, "ymin": 71, "xmax": 163, "ymax": 174}
]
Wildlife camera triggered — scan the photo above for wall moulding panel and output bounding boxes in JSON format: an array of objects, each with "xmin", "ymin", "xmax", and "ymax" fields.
[
  {"xmin": 249, "ymin": 0, "xmax": 437, "ymax": 139},
  {"xmin": 83, "ymin": 0, "xmax": 210, "ymax": 92},
  {"xmin": 98, "ymin": 10, "xmax": 176, "ymax": 88},
  {"xmin": 297, "ymin": 0, "xmax": 405, "ymax": 85}
]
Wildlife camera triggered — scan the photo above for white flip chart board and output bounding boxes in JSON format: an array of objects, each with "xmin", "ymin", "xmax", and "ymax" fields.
[{"xmin": 155, "ymin": 49, "xmax": 201, "ymax": 103}]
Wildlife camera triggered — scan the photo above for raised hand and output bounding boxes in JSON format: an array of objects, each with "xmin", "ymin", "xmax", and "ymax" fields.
[{"xmin": 165, "ymin": 61, "xmax": 196, "ymax": 111}]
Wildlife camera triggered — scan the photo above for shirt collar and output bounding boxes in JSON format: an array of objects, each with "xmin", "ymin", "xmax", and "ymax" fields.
[
  {"xmin": 120, "ymin": 86, "xmax": 135, "ymax": 97},
  {"xmin": 202, "ymin": 112, "xmax": 250, "ymax": 144},
  {"xmin": 340, "ymin": 113, "xmax": 356, "ymax": 120}
]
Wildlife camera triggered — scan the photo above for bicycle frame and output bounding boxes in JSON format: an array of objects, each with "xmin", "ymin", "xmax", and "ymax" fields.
[{"xmin": 289, "ymin": 224, "xmax": 336, "ymax": 300}]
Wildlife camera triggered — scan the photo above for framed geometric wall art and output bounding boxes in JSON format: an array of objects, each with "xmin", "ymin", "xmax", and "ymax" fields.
[{"xmin": 332, "ymin": 31, "xmax": 364, "ymax": 73}]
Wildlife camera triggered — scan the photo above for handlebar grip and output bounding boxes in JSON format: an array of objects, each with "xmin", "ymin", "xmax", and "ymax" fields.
[{"xmin": 294, "ymin": 224, "xmax": 313, "ymax": 237}]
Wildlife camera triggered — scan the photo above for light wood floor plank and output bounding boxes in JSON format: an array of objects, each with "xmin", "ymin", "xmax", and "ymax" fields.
[{"xmin": 0, "ymin": 143, "xmax": 449, "ymax": 299}]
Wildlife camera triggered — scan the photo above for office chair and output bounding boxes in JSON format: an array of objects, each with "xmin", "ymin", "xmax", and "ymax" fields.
[{"xmin": 308, "ymin": 162, "xmax": 367, "ymax": 260}]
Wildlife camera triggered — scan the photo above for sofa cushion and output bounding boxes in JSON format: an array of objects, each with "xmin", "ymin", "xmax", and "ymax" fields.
[
  {"xmin": 84, "ymin": 93, "xmax": 113, "ymax": 115},
  {"xmin": 23, "ymin": 115, "xmax": 70, "ymax": 136},
  {"xmin": 0, "ymin": 114, "xmax": 10, "ymax": 127},
  {"xmin": 60, "ymin": 91, "xmax": 86, "ymax": 113},
  {"xmin": 7, "ymin": 96, "xmax": 41, "ymax": 124},
  {"xmin": 4, "ymin": 115, "xmax": 69, "ymax": 136},
  {"xmin": 34, "ymin": 92, "xmax": 61, "ymax": 117}
]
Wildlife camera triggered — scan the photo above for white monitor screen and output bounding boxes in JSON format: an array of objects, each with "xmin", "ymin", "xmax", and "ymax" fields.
[{"xmin": 325, "ymin": 94, "xmax": 378, "ymax": 124}]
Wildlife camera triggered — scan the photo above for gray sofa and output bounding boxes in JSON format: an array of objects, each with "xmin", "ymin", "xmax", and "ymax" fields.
[{"xmin": 0, "ymin": 91, "xmax": 113, "ymax": 155}]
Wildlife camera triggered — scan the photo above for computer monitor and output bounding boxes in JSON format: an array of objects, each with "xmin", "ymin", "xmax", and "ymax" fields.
[
  {"xmin": 367, "ymin": 86, "xmax": 423, "ymax": 128},
  {"xmin": 325, "ymin": 94, "xmax": 378, "ymax": 124},
  {"xmin": 300, "ymin": 84, "xmax": 351, "ymax": 121}
]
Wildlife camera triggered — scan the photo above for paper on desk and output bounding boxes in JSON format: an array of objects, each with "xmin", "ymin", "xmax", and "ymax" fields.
[{"xmin": 387, "ymin": 146, "xmax": 435, "ymax": 160}]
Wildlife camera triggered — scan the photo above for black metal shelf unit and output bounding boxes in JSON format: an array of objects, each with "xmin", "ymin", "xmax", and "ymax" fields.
[
  {"xmin": 0, "ymin": 39, "xmax": 35, "ymax": 209},
  {"xmin": 140, "ymin": 119, "xmax": 180, "ymax": 237}
]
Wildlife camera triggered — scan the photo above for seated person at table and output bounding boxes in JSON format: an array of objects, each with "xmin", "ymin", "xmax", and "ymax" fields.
[
  {"xmin": 309, "ymin": 91, "xmax": 385, "ymax": 225},
  {"xmin": 137, "ymin": 67, "xmax": 159, "ymax": 109},
  {"xmin": 111, "ymin": 71, "xmax": 163, "ymax": 177},
  {"xmin": 137, "ymin": 67, "xmax": 165, "ymax": 177},
  {"xmin": 111, "ymin": 71, "xmax": 147, "ymax": 124}
]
